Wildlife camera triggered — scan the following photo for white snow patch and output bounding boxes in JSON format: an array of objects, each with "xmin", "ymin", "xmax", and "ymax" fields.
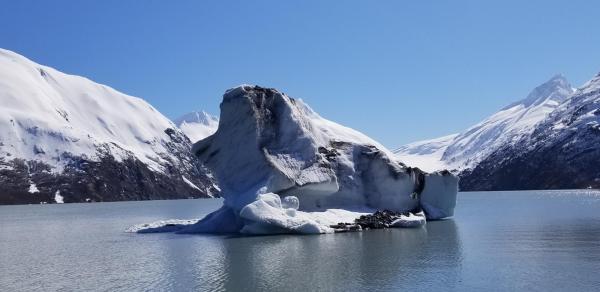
[
  {"xmin": 394, "ymin": 134, "xmax": 457, "ymax": 172},
  {"xmin": 28, "ymin": 183, "xmax": 39, "ymax": 194},
  {"xmin": 391, "ymin": 211, "xmax": 427, "ymax": 228},
  {"xmin": 54, "ymin": 190, "xmax": 64, "ymax": 204},
  {"xmin": 182, "ymin": 176, "xmax": 200, "ymax": 191},
  {"xmin": 182, "ymin": 176, "xmax": 214, "ymax": 198}
]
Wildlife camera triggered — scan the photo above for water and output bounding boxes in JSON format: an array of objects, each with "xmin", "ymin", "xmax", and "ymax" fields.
[{"xmin": 1, "ymin": 190, "xmax": 600, "ymax": 291}]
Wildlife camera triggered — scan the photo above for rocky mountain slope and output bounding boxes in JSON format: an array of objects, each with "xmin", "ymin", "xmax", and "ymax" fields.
[
  {"xmin": 396, "ymin": 73, "xmax": 600, "ymax": 191},
  {"xmin": 0, "ymin": 49, "xmax": 218, "ymax": 204},
  {"xmin": 395, "ymin": 75, "xmax": 574, "ymax": 172},
  {"xmin": 461, "ymin": 73, "xmax": 600, "ymax": 190}
]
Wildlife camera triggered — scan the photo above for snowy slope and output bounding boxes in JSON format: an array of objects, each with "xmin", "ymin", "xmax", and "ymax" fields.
[
  {"xmin": 0, "ymin": 48, "xmax": 178, "ymax": 171},
  {"xmin": 0, "ymin": 48, "xmax": 218, "ymax": 204},
  {"xmin": 174, "ymin": 111, "xmax": 219, "ymax": 142},
  {"xmin": 395, "ymin": 75, "xmax": 574, "ymax": 172},
  {"xmin": 393, "ymin": 134, "xmax": 457, "ymax": 172},
  {"xmin": 134, "ymin": 85, "xmax": 458, "ymax": 235},
  {"xmin": 461, "ymin": 72, "xmax": 600, "ymax": 190},
  {"xmin": 443, "ymin": 75, "xmax": 574, "ymax": 169}
]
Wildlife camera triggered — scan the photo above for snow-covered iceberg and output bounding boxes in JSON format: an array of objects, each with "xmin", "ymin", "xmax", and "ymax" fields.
[{"xmin": 137, "ymin": 85, "xmax": 458, "ymax": 235}]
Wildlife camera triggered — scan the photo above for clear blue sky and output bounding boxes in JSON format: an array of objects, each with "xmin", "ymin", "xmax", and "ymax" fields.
[{"xmin": 1, "ymin": 0, "xmax": 599, "ymax": 147}]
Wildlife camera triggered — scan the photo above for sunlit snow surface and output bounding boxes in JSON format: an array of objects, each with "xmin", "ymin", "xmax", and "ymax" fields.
[
  {"xmin": 134, "ymin": 85, "xmax": 458, "ymax": 235},
  {"xmin": 393, "ymin": 134, "xmax": 457, "ymax": 172},
  {"xmin": 0, "ymin": 48, "xmax": 187, "ymax": 173}
]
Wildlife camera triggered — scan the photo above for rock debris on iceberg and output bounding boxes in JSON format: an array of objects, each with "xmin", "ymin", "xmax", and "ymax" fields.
[{"xmin": 135, "ymin": 85, "xmax": 458, "ymax": 235}]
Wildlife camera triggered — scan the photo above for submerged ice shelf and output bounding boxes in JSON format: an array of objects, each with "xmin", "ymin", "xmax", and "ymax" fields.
[{"xmin": 133, "ymin": 85, "xmax": 458, "ymax": 235}]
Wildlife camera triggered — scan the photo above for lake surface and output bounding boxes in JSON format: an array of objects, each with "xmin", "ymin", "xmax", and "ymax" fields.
[{"xmin": 1, "ymin": 190, "xmax": 600, "ymax": 291}]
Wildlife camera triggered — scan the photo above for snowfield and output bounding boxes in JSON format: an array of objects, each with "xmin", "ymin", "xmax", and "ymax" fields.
[{"xmin": 134, "ymin": 85, "xmax": 458, "ymax": 235}]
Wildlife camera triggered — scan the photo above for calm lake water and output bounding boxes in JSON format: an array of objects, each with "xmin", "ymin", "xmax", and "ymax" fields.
[{"xmin": 1, "ymin": 190, "xmax": 600, "ymax": 291}]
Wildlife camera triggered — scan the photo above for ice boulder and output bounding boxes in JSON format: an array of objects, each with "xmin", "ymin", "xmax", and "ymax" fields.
[{"xmin": 178, "ymin": 85, "xmax": 458, "ymax": 234}]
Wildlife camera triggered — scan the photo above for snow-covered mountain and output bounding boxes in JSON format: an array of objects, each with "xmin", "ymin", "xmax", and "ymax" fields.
[
  {"xmin": 174, "ymin": 111, "xmax": 219, "ymax": 143},
  {"xmin": 0, "ymin": 48, "xmax": 218, "ymax": 204},
  {"xmin": 132, "ymin": 85, "xmax": 458, "ymax": 235},
  {"xmin": 392, "ymin": 134, "xmax": 458, "ymax": 172},
  {"xmin": 395, "ymin": 75, "xmax": 574, "ymax": 172},
  {"xmin": 461, "ymin": 72, "xmax": 600, "ymax": 190}
]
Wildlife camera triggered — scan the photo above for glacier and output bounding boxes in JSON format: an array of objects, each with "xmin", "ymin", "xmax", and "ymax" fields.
[{"xmin": 135, "ymin": 85, "xmax": 458, "ymax": 235}]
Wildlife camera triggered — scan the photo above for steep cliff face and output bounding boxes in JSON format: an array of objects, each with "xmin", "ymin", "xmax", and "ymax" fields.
[
  {"xmin": 0, "ymin": 49, "xmax": 218, "ymax": 204},
  {"xmin": 170, "ymin": 85, "xmax": 458, "ymax": 235}
]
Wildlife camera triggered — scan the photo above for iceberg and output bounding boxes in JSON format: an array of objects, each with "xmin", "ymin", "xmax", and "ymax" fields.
[{"xmin": 136, "ymin": 85, "xmax": 458, "ymax": 235}]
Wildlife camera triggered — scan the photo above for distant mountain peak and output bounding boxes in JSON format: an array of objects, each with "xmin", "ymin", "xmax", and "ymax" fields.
[
  {"xmin": 504, "ymin": 74, "xmax": 573, "ymax": 110},
  {"xmin": 174, "ymin": 111, "xmax": 219, "ymax": 143},
  {"xmin": 461, "ymin": 70, "xmax": 600, "ymax": 191},
  {"xmin": 174, "ymin": 111, "xmax": 218, "ymax": 126},
  {"xmin": 397, "ymin": 74, "xmax": 576, "ymax": 172}
]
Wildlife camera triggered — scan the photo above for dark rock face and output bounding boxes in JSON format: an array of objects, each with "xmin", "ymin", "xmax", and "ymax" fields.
[
  {"xmin": 0, "ymin": 128, "xmax": 219, "ymax": 205},
  {"xmin": 331, "ymin": 209, "xmax": 422, "ymax": 232},
  {"xmin": 460, "ymin": 127, "xmax": 600, "ymax": 191}
]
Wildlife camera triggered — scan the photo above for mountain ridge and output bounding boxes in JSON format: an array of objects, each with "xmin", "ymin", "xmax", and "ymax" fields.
[
  {"xmin": 395, "ymin": 74, "xmax": 575, "ymax": 172},
  {"xmin": 396, "ymin": 72, "xmax": 600, "ymax": 191},
  {"xmin": 0, "ymin": 48, "xmax": 219, "ymax": 204}
]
